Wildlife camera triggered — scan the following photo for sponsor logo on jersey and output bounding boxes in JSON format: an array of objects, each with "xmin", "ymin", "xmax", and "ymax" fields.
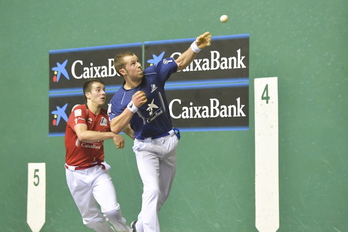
[
  {"xmin": 137, "ymin": 97, "xmax": 164, "ymax": 124},
  {"xmin": 162, "ymin": 59, "xmax": 173, "ymax": 65},
  {"xmin": 100, "ymin": 117, "xmax": 107, "ymax": 126},
  {"xmin": 74, "ymin": 117, "xmax": 86, "ymax": 125},
  {"xmin": 146, "ymin": 99, "xmax": 159, "ymax": 116},
  {"xmin": 74, "ymin": 109, "xmax": 82, "ymax": 117},
  {"xmin": 150, "ymin": 84, "xmax": 158, "ymax": 93},
  {"xmin": 80, "ymin": 142, "xmax": 101, "ymax": 149}
]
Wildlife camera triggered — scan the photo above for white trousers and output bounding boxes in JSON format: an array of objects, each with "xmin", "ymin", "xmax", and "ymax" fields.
[
  {"xmin": 66, "ymin": 164, "xmax": 130, "ymax": 232},
  {"xmin": 133, "ymin": 132, "xmax": 179, "ymax": 232}
]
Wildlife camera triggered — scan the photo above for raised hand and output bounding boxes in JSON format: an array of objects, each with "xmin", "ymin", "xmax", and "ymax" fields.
[{"xmin": 195, "ymin": 32, "xmax": 212, "ymax": 49}]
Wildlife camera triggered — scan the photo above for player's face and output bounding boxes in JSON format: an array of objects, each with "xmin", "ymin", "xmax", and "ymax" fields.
[
  {"xmin": 86, "ymin": 82, "xmax": 106, "ymax": 106},
  {"xmin": 122, "ymin": 55, "xmax": 143, "ymax": 80}
]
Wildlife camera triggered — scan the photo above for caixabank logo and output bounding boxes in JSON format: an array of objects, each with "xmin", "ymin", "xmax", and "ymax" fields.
[
  {"xmin": 51, "ymin": 59, "xmax": 70, "ymax": 82},
  {"xmin": 48, "ymin": 43, "xmax": 143, "ymax": 136},
  {"xmin": 51, "ymin": 103, "xmax": 68, "ymax": 126},
  {"xmin": 49, "ymin": 43, "xmax": 142, "ymax": 89},
  {"xmin": 147, "ymin": 51, "xmax": 165, "ymax": 66}
]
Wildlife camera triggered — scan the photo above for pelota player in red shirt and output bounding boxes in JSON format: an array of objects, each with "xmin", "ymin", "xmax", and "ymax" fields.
[{"xmin": 65, "ymin": 79, "xmax": 133, "ymax": 232}]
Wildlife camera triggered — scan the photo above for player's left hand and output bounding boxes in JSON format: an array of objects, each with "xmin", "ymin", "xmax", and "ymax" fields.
[
  {"xmin": 195, "ymin": 32, "xmax": 212, "ymax": 49},
  {"xmin": 112, "ymin": 134, "xmax": 125, "ymax": 149}
]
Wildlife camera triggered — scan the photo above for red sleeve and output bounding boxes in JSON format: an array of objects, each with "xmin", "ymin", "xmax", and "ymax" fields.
[{"xmin": 68, "ymin": 104, "xmax": 87, "ymax": 129}]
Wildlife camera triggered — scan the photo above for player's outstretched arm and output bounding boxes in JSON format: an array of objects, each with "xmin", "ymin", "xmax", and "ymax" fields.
[
  {"xmin": 175, "ymin": 32, "xmax": 212, "ymax": 71},
  {"xmin": 74, "ymin": 124, "xmax": 116, "ymax": 142}
]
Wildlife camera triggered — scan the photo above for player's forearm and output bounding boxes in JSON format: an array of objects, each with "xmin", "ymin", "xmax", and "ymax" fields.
[
  {"xmin": 110, "ymin": 110, "xmax": 134, "ymax": 134},
  {"xmin": 77, "ymin": 131, "xmax": 115, "ymax": 142},
  {"xmin": 123, "ymin": 124, "xmax": 135, "ymax": 140},
  {"xmin": 110, "ymin": 91, "xmax": 146, "ymax": 135},
  {"xmin": 175, "ymin": 48, "xmax": 198, "ymax": 71}
]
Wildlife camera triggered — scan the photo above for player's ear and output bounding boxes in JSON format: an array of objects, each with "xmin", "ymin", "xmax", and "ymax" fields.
[
  {"xmin": 118, "ymin": 68, "xmax": 126, "ymax": 76},
  {"xmin": 85, "ymin": 91, "xmax": 91, "ymax": 100}
]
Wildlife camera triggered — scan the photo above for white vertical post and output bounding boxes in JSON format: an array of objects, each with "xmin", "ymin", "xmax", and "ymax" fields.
[
  {"xmin": 254, "ymin": 77, "xmax": 279, "ymax": 232},
  {"xmin": 27, "ymin": 163, "xmax": 46, "ymax": 232}
]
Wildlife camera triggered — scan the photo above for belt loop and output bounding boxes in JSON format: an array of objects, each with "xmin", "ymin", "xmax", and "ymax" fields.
[
  {"xmin": 173, "ymin": 128, "xmax": 181, "ymax": 140},
  {"xmin": 144, "ymin": 137, "xmax": 152, "ymax": 143},
  {"xmin": 65, "ymin": 164, "xmax": 76, "ymax": 171}
]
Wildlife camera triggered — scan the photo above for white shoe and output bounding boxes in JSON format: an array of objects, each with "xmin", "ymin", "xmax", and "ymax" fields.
[{"xmin": 113, "ymin": 220, "xmax": 131, "ymax": 232}]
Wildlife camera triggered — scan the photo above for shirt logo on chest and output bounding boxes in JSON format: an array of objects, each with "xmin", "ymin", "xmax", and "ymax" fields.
[
  {"xmin": 151, "ymin": 84, "xmax": 158, "ymax": 93},
  {"xmin": 100, "ymin": 117, "xmax": 107, "ymax": 126},
  {"xmin": 146, "ymin": 99, "xmax": 159, "ymax": 116}
]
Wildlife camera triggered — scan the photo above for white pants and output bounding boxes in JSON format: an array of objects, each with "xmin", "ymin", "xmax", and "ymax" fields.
[
  {"xmin": 133, "ymin": 132, "xmax": 179, "ymax": 232},
  {"xmin": 66, "ymin": 164, "xmax": 130, "ymax": 232}
]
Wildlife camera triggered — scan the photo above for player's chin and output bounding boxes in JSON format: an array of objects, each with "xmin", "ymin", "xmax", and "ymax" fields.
[{"xmin": 99, "ymin": 99, "xmax": 106, "ymax": 105}]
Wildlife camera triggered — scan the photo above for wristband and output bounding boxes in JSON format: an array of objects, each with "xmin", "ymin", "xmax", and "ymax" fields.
[
  {"xmin": 127, "ymin": 101, "xmax": 138, "ymax": 113},
  {"xmin": 190, "ymin": 41, "xmax": 202, "ymax": 53}
]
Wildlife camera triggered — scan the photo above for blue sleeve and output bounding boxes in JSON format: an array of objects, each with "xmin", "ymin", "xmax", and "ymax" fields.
[
  {"xmin": 154, "ymin": 58, "xmax": 177, "ymax": 82},
  {"xmin": 107, "ymin": 92, "xmax": 127, "ymax": 121},
  {"xmin": 107, "ymin": 102, "xmax": 116, "ymax": 121}
]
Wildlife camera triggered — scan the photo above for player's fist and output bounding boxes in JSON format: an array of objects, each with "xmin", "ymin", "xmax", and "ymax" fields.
[
  {"xmin": 132, "ymin": 91, "xmax": 147, "ymax": 108},
  {"xmin": 195, "ymin": 32, "xmax": 212, "ymax": 49},
  {"xmin": 112, "ymin": 134, "xmax": 125, "ymax": 149}
]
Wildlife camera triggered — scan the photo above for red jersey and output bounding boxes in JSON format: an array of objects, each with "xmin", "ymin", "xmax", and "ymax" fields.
[{"xmin": 65, "ymin": 104, "xmax": 110, "ymax": 168}]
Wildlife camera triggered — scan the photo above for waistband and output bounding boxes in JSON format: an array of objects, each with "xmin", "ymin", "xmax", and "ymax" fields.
[
  {"xmin": 65, "ymin": 161, "xmax": 105, "ymax": 171},
  {"xmin": 137, "ymin": 128, "xmax": 180, "ymax": 141}
]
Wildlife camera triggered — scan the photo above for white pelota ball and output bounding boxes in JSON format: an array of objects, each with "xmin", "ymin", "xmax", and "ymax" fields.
[{"xmin": 220, "ymin": 15, "xmax": 229, "ymax": 23}]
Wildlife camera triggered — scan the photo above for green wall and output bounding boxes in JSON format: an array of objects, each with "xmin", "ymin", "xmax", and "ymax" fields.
[{"xmin": 1, "ymin": 0, "xmax": 347, "ymax": 231}]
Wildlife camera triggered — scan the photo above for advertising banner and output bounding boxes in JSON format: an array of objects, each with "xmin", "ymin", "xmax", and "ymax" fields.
[
  {"xmin": 48, "ymin": 35, "xmax": 249, "ymax": 136},
  {"xmin": 144, "ymin": 34, "xmax": 249, "ymax": 131},
  {"xmin": 49, "ymin": 43, "xmax": 142, "ymax": 136}
]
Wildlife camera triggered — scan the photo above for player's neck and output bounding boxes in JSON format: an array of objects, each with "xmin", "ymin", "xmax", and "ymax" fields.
[
  {"xmin": 86, "ymin": 102, "xmax": 102, "ymax": 115},
  {"xmin": 124, "ymin": 78, "xmax": 141, "ymax": 90}
]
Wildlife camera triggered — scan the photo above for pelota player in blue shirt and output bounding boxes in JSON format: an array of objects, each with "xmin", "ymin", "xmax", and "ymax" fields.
[{"xmin": 108, "ymin": 32, "xmax": 212, "ymax": 232}]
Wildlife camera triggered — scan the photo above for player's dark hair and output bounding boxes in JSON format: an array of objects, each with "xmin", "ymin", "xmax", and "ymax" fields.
[
  {"xmin": 83, "ymin": 79, "xmax": 105, "ymax": 101},
  {"xmin": 114, "ymin": 51, "xmax": 136, "ymax": 75}
]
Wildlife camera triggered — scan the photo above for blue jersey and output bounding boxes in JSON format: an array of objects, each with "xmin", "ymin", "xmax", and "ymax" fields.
[{"xmin": 108, "ymin": 58, "xmax": 177, "ymax": 139}]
